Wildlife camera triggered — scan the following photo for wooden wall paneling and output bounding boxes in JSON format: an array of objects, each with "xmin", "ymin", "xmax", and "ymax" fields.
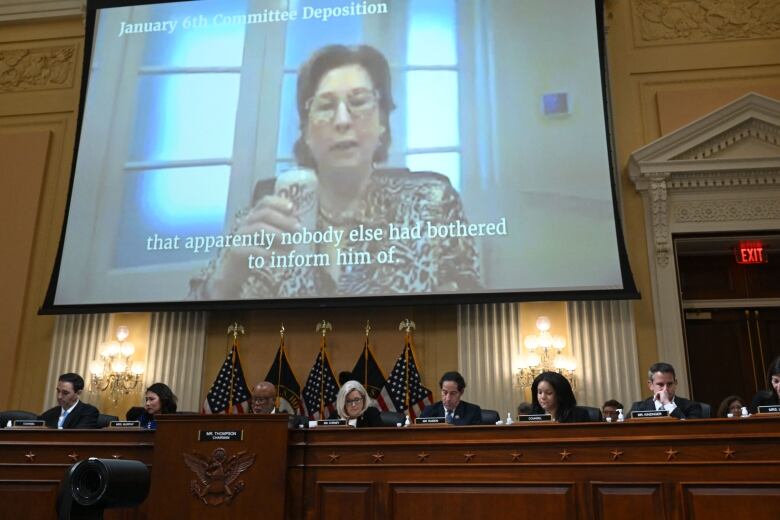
[
  {"xmin": 745, "ymin": 263, "xmax": 780, "ymax": 298},
  {"xmin": 290, "ymin": 417, "xmax": 780, "ymax": 519},
  {"xmin": 678, "ymin": 252, "xmax": 780, "ymax": 301},
  {"xmin": 2, "ymin": 418, "xmax": 780, "ymax": 519},
  {"xmin": 388, "ymin": 483, "xmax": 576, "ymax": 520},
  {"xmin": 285, "ymin": 454, "xmax": 306, "ymax": 520},
  {"xmin": 0, "ymin": 129, "xmax": 50, "ymax": 410},
  {"xmin": 681, "ymin": 483, "xmax": 780, "ymax": 520},
  {"xmin": 147, "ymin": 414, "xmax": 288, "ymax": 520},
  {"xmin": 0, "ymin": 480, "xmax": 60, "ymax": 518},
  {"xmin": 677, "ymin": 255, "xmax": 744, "ymax": 300},
  {"xmin": 591, "ymin": 482, "xmax": 666, "ymax": 520},
  {"xmin": 755, "ymin": 309, "xmax": 780, "ymax": 375},
  {"xmin": 316, "ymin": 482, "xmax": 374, "ymax": 520},
  {"xmin": 0, "ymin": 429, "xmax": 153, "ymax": 519},
  {"xmin": 684, "ymin": 309, "xmax": 758, "ymax": 407},
  {"xmin": 0, "ymin": 13, "xmax": 85, "ymax": 413}
]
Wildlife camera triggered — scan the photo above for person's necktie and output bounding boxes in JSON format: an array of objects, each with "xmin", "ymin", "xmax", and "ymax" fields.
[
  {"xmin": 58, "ymin": 409, "xmax": 69, "ymax": 429},
  {"xmin": 446, "ymin": 409, "xmax": 453, "ymax": 424}
]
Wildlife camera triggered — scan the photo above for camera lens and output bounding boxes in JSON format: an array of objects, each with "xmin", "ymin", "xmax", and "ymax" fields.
[
  {"xmin": 81, "ymin": 470, "xmax": 103, "ymax": 495},
  {"xmin": 71, "ymin": 460, "xmax": 107, "ymax": 505}
]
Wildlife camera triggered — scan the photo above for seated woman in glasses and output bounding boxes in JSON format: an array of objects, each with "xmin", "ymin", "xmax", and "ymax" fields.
[
  {"xmin": 330, "ymin": 380, "xmax": 382, "ymax": 427},
  {"xmin": 190, "ymin": 44, "xmax": 480, "ymax": 299}
]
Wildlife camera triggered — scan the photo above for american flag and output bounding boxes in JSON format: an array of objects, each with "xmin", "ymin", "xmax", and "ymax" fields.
[
  {"xmin": 384, "ymin": 335, "xmax": 433, "ymax": 419},
  {"xmin": 351, "ymin": 338, "xmax": 392, "ymax": 411},
  {"xmin": 302, "ymin": 345, "xmax": 339, "ymax": 420},
  {"xmin": 202, "ymin": 344, "xmax": 251, "ymax": 414}
]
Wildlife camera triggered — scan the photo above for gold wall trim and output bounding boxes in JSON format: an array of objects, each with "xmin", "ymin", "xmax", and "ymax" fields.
[
  {"xmin": 675, "ymin": 198, "xmax": 780, "ymax": 223},
  {"xmin": 632, "ymin": 0, "xmax": 780, "ymax": 45},
  {"xmin": 0, "ymin": 45, "xmax": 76, "ymax": 93},
  {"xmin": 0, "ymin": 1, "xmax": 85, "ymax": 23}
]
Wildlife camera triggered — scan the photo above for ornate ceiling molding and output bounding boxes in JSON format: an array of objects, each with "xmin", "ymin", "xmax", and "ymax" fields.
[
  {"xmin": 632, "ymin": 0, "xmax": 780, "ymax": 45},
  {"xmin": 675, "ymin": 198, "xmax": 780, "ymax": 223},
  {"xmin": 666, "ymin": 168, "xmax": 780, "ymax": 190},
  {"xmin": 0, "ymin": 1, "xmax": 85, "ymax": 23}
]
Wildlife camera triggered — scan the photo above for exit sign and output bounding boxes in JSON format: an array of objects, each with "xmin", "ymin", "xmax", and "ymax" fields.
[{"xmin": 734, "ymin": 242, "xmax": 768, "ymax": 265}]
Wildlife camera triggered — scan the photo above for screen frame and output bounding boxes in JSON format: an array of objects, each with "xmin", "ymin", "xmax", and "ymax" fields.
[{"xmin": 40, "ymin": 0, "xmax": 640, "ymax": 315}]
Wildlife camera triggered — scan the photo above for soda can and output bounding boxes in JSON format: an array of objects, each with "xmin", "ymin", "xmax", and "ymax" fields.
[{"xmin": 274, "ymin": 168, "xmax": 319, "ymax": 252}]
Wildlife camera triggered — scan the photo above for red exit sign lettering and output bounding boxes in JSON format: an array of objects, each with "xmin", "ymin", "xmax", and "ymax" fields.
[{"xmin": 735, "ymin": 242, "xmax": 768, "ymax": 265}]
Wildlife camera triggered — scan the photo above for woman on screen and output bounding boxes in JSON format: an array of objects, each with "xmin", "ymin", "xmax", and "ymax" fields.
[
  {"xmin": 190, "ymin": 44, "xmax": 480, "ymax": 300},
  {"xmin": 531, "ymin": 371, "xmax": 593, "ymax": 423}
]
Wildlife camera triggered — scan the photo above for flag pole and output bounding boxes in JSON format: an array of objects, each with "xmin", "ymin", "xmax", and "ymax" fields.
[
  {"xmin": 315, "ymin": 320, "xmax": 332, "ymax": 419},
  {"xmin": 404, "ymin": 334, "xmax": 410, "ymax": 412},
  {"xmin": 364, "ymin": 321, "xmax": 371, "ymax": 389},
  {"xmin": 226, "ymin": 322, "xmax": 245, "ymax": 415},
  {"xmin": 398, "ymin": 319, "xmax": 416, "ymax": 414},
  {"xmin": 276, "ymin": 324, "xmax": 285, "ymax": 412},
  {"xmin": 320, "ymin": 337, "xmax": 325, "ymax": 418}
]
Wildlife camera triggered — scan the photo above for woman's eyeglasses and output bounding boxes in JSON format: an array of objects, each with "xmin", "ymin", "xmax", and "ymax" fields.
[
  {"xmin": 345, "ymin": 397, "xmax": 365, "ymax": 406},
  {"xmin": 306, "ymin": 89, "xmax": 379, "ymax": 124}
]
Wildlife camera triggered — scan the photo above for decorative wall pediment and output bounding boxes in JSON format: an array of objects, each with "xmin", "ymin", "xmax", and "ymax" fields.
[
  {"xmin": 672, "ymin": 118, "xmax": 780, "ymax": 161},
  {"xmin": 630, "ymin": 92, "xmax": 780, "ymax": 189},
  {"xmin": 630, "ymin": 92, "xmax": 780, "ymax": 266},
  {"xmin": 628, "ymin": 92, "xmax": 780, "ymax": 397}
]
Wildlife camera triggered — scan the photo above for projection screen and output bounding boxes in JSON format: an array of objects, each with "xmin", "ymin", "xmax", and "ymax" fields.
[{"xmin": 43, "ymin": 0, "xmax": 638, "ymax": 311}]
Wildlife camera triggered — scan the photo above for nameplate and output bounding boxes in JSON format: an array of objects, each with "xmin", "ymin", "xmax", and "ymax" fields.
[
  {"xmin": 757, "ymin": 405, "xmax": 780, "ymax": 414},
  {"xmin": 316, "ymin": 419, "xmax": 347, "ymax": 427},
  {"xmin": 109, "ymin": 420, "xmax": 140, "ymax": 428},
  {"xmin": 198, "ymin": 430, "xmax": 243, "ymax": 441},
  {"xmin": 415, "ymin": 417, "xmax": 447, "ymax": 425},
  {"xmin": 630, "ymin": 410, "xmax": 670, "ymax": 419},
  {"xmin": 516, "ymin": 414, "xmax": 552, "ymax": 422},
  {"xmin": 13, "ymin": 420, "xmax": 45, "ymax": 427}
]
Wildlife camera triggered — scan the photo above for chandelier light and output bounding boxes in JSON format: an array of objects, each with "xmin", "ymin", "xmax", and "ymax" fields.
[
  {"xmin": 89, "ymin": 326, "xmax": 144, "ymax": 403},
  {"xmin": 516, "ymin": 316, "xmax": 577, "ymax": 390}
]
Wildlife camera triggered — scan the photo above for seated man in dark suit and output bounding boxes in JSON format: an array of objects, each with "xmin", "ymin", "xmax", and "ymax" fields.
[
  {"xmin": 251, "ymin": 381, "xmax": 307, "ymax": 428},
  {"xmin": 420, "ymin": 371, "xmax": 482, "ymax": 425},
  {"xmin": 39, "ymin": 372, "xmax": 99, "ymax": 429},
  {"xmin": 629, "ymin": 362, "xmax": 702, "ymax": 419}
]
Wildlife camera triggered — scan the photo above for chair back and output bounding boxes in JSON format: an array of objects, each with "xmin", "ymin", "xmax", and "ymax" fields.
[
  {"xmin": 699, "ymin": 402, "xmax": 712, "ymax": 418},
  {"xmin": 582, "ymin": 406, "xmax": 603, "ymax": 422},
  {"xmin": 379, "ymin": 411, "xmax": 404, "ymax": 427},
  {"xmin": 97, "ymin": 414, "xmax": 119, "ymax": 428},
  {"xmin": 126, "ymin": 406, "xmax": 144, "ymax": 421},
  {"xmin": 480, "ymin": 409, "xmax": 500, "ymax": 424},
  {"xmin": 0, "ymin": 410, "xmax": 39, "ymax": 427}
]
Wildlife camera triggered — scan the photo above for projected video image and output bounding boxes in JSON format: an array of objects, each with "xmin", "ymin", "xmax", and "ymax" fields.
[{"xmin": 51, "ymin": 0, "xmax": 628, "ymax": 306}]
